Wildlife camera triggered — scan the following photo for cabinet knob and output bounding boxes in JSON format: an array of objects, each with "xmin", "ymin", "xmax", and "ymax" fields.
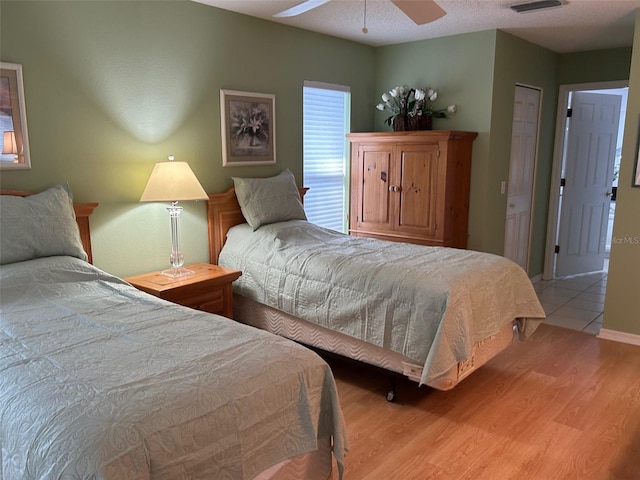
[{"xmin": 388, "ymin": 185, "xmax": 400, "ymax": 192}]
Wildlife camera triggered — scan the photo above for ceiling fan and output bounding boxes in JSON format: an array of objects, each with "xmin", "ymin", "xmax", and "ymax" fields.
[{"xmin": 273, "ymin": 0, "xmax": 447, "ymax": 26}]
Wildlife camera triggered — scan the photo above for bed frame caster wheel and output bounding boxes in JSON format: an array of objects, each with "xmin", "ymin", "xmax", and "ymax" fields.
[{"xmin": 386, "ymin": 389, "xmax": 396, "ymax": 402}]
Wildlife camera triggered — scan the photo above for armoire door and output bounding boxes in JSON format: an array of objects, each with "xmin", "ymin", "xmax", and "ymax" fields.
[
  {"xmin": 393, "ymin": 143, "xmax": 441, "ymax": 238},
  {"xmin": 352, "ymin": 143, "xmax": 394, "ymax": 232}
]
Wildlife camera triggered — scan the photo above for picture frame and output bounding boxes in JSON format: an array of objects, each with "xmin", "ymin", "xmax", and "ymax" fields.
[
  {"xmin": 220, "ymin": 89, "xmax": 276, "ymax": 167},
  {"xmin": 635, "ymin": 117, "xmax": 640, "ymax": 187},
  {"xmin": 0, "ymin": 62, "xmax": 31, "ymax": 170}
]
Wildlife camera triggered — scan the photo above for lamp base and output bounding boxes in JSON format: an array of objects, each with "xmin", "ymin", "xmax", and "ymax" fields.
[{"xmin": 161, "ymin": 266, "xmax": 195, "ymax": 278}]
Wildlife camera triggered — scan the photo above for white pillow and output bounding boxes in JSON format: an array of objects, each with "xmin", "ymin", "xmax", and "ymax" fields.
[
  {"xmin": 0, "ymin": 184, "xmax": 88, "ymax": 265},
  {"xmin": 232, "ymin": 170, "xmax": 307, "ymax": 231}
]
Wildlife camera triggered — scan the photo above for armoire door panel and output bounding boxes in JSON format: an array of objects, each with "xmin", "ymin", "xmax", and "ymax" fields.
[
  {"xmin": 356, "ymin": 146, "xmax": 393, "ymax": 230},
  {"xmin": 396, "ymin": 146, "xmax": 439, "ymax": 235}
]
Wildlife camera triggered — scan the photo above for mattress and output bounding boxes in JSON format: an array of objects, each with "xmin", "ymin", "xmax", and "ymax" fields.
[
  {"xmin": 0, "ymin": 256, "xmax": 346, "ymax": 479},
  {"xmin": 218, "ymin": 220, "xmax": 546, "ymax": 386}
]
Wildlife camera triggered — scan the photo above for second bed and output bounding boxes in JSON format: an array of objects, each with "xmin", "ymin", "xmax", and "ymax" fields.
[{"xmin": 207, "ymin": 172, "xmax": 545, "ymax": 392}]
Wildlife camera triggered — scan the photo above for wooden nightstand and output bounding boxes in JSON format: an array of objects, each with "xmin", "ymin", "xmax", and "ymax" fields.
[{"xmin": 124, "ymin": 263, "xmax": 242, "ymax": 318}]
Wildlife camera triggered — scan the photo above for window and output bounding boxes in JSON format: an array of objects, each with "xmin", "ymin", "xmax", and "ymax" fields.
[{"xmin": 303, "ymin": 81, "xmax": 351, "ymax": 233}]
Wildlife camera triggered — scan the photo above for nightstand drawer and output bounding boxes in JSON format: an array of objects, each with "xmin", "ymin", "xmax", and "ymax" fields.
[
  {"xmin": 176, "ymin": 289, "xmax": 224, "ymax": 314},
  {"xmin": 199, "ymin": 297, "xmax": 226, "ymax": 315},
  {"xmin": 161, "ymin": 282, "xmax": 222, "ymax": 304}
]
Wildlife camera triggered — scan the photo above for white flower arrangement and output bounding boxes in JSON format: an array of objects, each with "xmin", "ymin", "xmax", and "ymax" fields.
[{"xmin": 376, "ymin": 85, "xmax": 456, "ymax": 127}]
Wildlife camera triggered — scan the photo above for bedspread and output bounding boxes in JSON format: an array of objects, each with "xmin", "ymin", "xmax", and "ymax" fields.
[
  {"xmin": 0, "ymin": 256, "xmax": 346, "ymax": 479},
  {"xmin": 219, "ymin": 220, "xmax": 546, "ymax": 386}
]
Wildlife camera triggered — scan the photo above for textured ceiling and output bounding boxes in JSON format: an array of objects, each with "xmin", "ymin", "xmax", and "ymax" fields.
[{"xmin": 193, "ymin": 0, "xmax": 640, "ymax": 53}]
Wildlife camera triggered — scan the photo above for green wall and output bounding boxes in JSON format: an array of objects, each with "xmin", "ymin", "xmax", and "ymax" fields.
[
  {"xmin": 604, "ymin": 10, "xmax": 640, "ymax": 335},
  {"xmin": 0, "ymin": 0, "xmax": 375, "ymax": 276},
  {"xmin": 558, "ymin": 48, "xmax": 633, "ymax": 85},
  {"xmin": 2, "ymin": 1, "xmax": 639, "ymax": 337},
  {"xmin": 490, "ymin": 31, "xmax": 558, "ymax": 277},
  {"xmin": 375, "ymin": 30, "xmax": 557, "ymax": 277},
  {"xmin": 373, "ymin": 30, "xmax": 497, "ymax": 134},
  {"xmin": 375, "ymin": 31, "xmax": 497, "ymax": 254}
]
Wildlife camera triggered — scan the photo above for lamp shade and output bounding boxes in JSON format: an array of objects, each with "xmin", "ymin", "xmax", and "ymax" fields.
[
  {"xmin": 2, "ymin": 131, "xmax": 17, "ymax": 155},
  {"xmin": 140, "ymin": 160, "xmax": 208, "ymax": 202}
]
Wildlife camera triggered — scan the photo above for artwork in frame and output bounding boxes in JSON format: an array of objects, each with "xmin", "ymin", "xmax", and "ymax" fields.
[
  {"xmin": 0, "ymin": 62, "xmax": 31, "ymax": 170},
  {"xmin": 635, "ymin": 117, "xmax": 640, "ymax": 187},
  {"xmin": 220, "ymin": 89, "xmax": 276, "ymax": 167}
]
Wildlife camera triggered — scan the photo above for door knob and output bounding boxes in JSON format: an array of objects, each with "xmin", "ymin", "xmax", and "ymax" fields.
[{"xmin": 606, "ymin": 191, "xmax": 612, "ymax": 197}]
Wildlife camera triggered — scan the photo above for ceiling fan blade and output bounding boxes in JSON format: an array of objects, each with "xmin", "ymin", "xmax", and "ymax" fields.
[
  {"xmin": 273, "ymin": 0, "xmax": 332, "ymax": 18},
  {"xmin": 391, "ymin": 0, "xmax": 446, "ymax": 25}
]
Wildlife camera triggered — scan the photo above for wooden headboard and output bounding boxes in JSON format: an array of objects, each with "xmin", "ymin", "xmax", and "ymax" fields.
[
  {"xmin": 0, "ymin": 189, "xmax": 99, "ymax": 264},
  {"xmin": 73, "ymin": 202, "xmax": 99, "ymax": 264},
  {"xmin": 207, "ymin": 186, "xmax": 308, "ymax": 264}
]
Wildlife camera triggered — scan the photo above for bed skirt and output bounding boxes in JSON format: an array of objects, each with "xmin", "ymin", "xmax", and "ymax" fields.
[{"xmin": 233, "ymin": 293, "xmax": 516, "ymax": 391}]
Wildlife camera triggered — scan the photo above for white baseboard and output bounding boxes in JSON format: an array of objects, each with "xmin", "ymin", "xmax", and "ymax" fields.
[{"xmin": 596, "ymin": 329, "xmax": 640, "ymax": 347}]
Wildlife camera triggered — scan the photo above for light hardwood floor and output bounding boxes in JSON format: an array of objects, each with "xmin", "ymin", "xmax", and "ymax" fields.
[{"xmin": 328, "ymin": 324, "xmax": 640, "ymax": 479}]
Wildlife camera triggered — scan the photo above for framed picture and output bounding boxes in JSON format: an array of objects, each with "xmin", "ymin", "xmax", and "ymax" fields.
[
  {"xmin": 635, "ymin": 117, "xmax": 640, "ymax": 187},
  {"xmin": 220, "ymin": 89, "xmax": 276, "ymax": 167},
  {"xmin": 0, "ymin": 62, "xmax": 31, "ymax": 170}
]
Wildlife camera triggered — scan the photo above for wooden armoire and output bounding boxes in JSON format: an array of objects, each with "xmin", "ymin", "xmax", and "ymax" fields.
[{"xmin": 347, "ymin": 130, "xmax": 477, "ymax": 248}]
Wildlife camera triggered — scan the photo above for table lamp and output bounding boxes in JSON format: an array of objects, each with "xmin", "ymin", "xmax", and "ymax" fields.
[
  {"xmin": 140, "ymin": 155, "xmax": 208, "ymax": 278},
  {"xmin": 2, "ymin": 131, "xmax": 19, "ymax": 162}
]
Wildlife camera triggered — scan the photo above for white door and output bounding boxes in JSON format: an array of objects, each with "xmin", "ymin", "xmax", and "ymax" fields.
[
  {"xmin": 556, "ymin": 92, "xmax": 621, "ymax": 277},
  {"xmin": 504, "ymin": 85, "xmax": 541, "ymax": 270}
]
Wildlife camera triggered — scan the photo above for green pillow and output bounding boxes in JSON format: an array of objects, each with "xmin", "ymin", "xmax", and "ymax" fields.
[
  {"xmin": 0, "ymin": 184, "xmax": 88, "ymax": 265},
  {"xmin": 232, "ymin": 169, "xmax": 307, "ymax": 231}
]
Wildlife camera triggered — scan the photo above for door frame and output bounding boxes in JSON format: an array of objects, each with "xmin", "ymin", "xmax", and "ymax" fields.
[{"xmin": 543, "ymin": 80, "xmax": 628, "ymax": 280}]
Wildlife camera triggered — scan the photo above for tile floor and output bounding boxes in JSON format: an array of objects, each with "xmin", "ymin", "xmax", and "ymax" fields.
[
  {"xmin": 534, "ymin": 265, "xmax": 607, "ymax": 335},
  {"xmin": 535, "ymin": 204, "xmax": 614, "ymax": 335}
]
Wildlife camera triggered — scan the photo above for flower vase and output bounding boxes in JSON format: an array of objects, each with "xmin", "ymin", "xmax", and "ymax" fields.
[
  {"xmin": 408, "ymin": 114, "xmax": 432, "ymax": 131},
  {"xmin": 392, "ymin": 115, "xmax": 407, "ymax": 132}
]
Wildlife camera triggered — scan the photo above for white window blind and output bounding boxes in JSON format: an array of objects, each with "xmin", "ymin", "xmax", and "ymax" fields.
[{"xmin": 303, "ymin": 82, "xmax": 351, "ymax": 233}]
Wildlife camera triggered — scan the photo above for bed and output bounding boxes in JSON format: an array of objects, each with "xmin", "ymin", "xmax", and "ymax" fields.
[
  {"xmin": 0, "ymin": 185, "xmax": 347, "ymax": 479},
  {"xmin": 207, "ymin": 170, "xmax": 546, "ymax": 395}
]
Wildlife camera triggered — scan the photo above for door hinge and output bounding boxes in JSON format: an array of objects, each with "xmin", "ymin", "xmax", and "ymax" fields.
[
  {"xmin": 566, "ymin": 108, "xmax": 573, "ymax": 118},
  {"xmin": 555, "ymin": 245, "xmax": 560, "ymax": 254},
  {"xmin": 560, "ymin": 178, "xmax": 566, "ymax": 187}
]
